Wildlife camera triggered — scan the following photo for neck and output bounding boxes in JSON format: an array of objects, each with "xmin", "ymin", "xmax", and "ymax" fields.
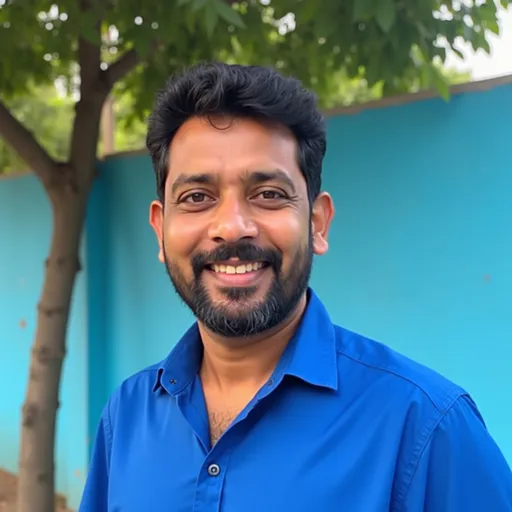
[{"xmin": 198, "ymin": 293, "xmax": 307, "ymax": 391}]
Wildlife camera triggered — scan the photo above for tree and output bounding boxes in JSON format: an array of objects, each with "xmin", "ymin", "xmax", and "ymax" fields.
[
  {"xmin": 0, "ymin": 85, "xmax": 74, "ymax": 173},
  {"xmin": 0, "ymin": 0, "xmax": 506, "ymax": 510},
  {"xmin": 0, "ymin": 84, "xmax": 153, "ymax": 173}
]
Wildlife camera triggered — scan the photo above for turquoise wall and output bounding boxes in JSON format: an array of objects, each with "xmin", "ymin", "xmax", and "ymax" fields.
[
  {"xmin": 318, "ymin": 86, "xmax": 512, "ymax": 460},
  {"xmin": 1, "ymin": 82, "xmax": 511, "ymax": 509}
]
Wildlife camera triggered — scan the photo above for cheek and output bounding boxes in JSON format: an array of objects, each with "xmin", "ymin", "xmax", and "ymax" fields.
[
  {"xmin": 164, "ymin": 215, "xmax": 204, "ymax": 259},
  {"xmin": 263, "ymin": 212, "xmax": 308, "ymax": 261}
]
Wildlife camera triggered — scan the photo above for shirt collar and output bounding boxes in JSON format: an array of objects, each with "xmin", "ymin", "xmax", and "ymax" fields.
[
  {"xmin": 153, "ymin": 288, "xmax": 339, "ymax": 395},
  {"xmin": 274, "ymin": 288, "xmax": 338, "ymax": 391}
]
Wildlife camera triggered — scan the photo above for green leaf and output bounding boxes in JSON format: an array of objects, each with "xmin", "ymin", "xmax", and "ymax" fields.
[
  {"xmin": 429, "ymin": 64, "xmax": 450, "ymax": 102},
  {"xmin": 480, "ymin": 36, "xmax": 491, "ymax": 54},
  {"xmin": 77, "ymin": 11, "xmax": 100, "ymax": 46},
  {"xmin": 191, "ymin": 0, "xmax": 209, "ymax": 13},
  {"xmin": 177, "ymin": 0, "xmax": 193, "ymax": 6},
  {"xmin": 297, "ymin": 0, "xmax": 322, "ymax": 24},
  {"xmin": 353, "ymin": 0, "xmax": 378, "ymax": 22},
  {"xmin": 485, "ymin": 18, "xmax": 500, "ymax": 35},
  {"xmin": 433, "ymin": 45, "xmax": 447, "ymax": 62},
  {"xmin": 479, "ymin": 1, "xmax": 498, "ymax": 21},
  {"xmin": 185, "ymin": 8, "xmax": 197, "ymax": 33},
  {"xmin": 135, "ymin": 37, "xmax": 151, "ymax": 58},
  {"xmin": 313, "ymin": 4, "xmax": 342, "ymax": 38},
  {"xmin": 376, "ymin": 0, "xmax": 396, "ymax": 33},
  {"xmin": 212, "ymin": 0, "xmax": 246, "ymax": 29},
  {"xmin": 204, "ymin": 3, "xmax": 218, "ymax": 37}
]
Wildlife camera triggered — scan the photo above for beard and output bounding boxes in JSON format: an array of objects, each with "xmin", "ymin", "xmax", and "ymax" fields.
[{"xmin": 163, "ymin": 237, "xmax": 313, "ymax": 338}]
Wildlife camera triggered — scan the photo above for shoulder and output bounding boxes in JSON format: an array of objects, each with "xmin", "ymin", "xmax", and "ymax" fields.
[
  {"xmin": 333, "ymin": 324, "xmax": 467, "ymax": 413},
  {"xmin": 101, "ymin": 361, "xmax": 163, "ymax": 428},
  {"xmin": 331, "ymin": 326, "xmax": 509, "ymax": 506}
]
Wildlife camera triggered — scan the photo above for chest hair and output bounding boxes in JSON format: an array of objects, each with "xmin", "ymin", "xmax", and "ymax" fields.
[{"xmin": 207, "ymin": 408, "xmax": 241, "ymax": 446}]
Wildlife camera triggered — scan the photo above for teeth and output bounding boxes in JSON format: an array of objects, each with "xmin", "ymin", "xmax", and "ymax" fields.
[{"xmin": 212, "ymin": 262, "xmax": 264, "ymax": 274}]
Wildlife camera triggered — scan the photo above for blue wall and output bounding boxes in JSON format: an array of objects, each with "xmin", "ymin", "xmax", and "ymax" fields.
[
  {"xmin": 318, "ymin": 85, "xmax": 512, "ymax": 459},
  {"xmin": 1, "ymin": 82, "xmax": 511, "ymax": 509}
]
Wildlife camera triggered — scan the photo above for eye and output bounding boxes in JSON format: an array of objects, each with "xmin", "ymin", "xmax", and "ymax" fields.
[
  {"xmin": 182, "ymin": 192, "xmax": 209, "ymax": 203},
  {"xmin": 258, "ymin": 190, "xmax": 286, "ymax": 200}
]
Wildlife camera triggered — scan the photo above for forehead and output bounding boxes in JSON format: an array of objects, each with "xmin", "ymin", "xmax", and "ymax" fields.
[{"xmin": 166, "ymin": 116, "xmax": 304, "ymax": 187}]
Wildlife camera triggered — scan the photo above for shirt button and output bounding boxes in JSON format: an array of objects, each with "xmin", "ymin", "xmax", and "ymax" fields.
[{"xmin": 207, "ymin": 463, "xmax": 221, "ymax": 477}]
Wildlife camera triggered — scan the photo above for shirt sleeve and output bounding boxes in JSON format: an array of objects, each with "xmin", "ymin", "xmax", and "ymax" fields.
[
  {"xmin": 78, "ymin": 406, "xmax": 112, "ymax": 512},
  {"xmin": 400, "ymin": 394, "xmax": 512, "ymax": 511}
]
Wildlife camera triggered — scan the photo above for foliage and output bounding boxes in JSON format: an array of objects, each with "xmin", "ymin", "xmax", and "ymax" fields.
[
  {"xmin": 0, "ymin": 85, "xmax": 73, "ymax": 173},
  {"xmin": 0, "ymin": 0, "xmax": 503, "ymax": 172},
  {"xmin": 0, "ymin": 64, "xmax": 470, "ymax": 174},
  {"xmin": 0, "ymin": 0, "xmax": 507, "ymax": 115},
  {"xmin": 0, "ymin": 86, "xmax": 151, "ymax": 173}
]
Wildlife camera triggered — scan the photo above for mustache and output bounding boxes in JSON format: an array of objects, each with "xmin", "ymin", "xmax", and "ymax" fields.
[{"xmin": 191, "ymin": 242, "xmax": 282, "ymax": 278}]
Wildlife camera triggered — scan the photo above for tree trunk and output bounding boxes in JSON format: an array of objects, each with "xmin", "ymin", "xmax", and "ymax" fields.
[
  {"xmin": 17, "ymin": 187, "xmax": 89, "ymax": 512},
  {"xmin": 9, "ymin": 29, "xmax": 141, "ymax": 510}
]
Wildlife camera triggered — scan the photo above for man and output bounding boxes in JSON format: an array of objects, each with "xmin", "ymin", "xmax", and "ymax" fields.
[{"xmin": 79, "ymin": 62, "xmax": 512, "ymax": 511}]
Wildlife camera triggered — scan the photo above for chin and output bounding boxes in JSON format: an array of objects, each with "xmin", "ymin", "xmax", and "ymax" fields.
[{"xmin": 215, "ymin": 285, "xmax": 268, "ymax": 303}]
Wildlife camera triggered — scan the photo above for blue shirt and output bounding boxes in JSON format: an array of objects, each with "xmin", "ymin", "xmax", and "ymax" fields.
[{"xmin": 80, "ymin": 289, "xmax": 512, "ymax": 511}]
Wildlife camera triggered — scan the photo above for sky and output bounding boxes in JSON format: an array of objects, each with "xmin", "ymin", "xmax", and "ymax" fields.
[{"xmin": 445, "ymin": 4, "xmax": 512, "ymax": 80}]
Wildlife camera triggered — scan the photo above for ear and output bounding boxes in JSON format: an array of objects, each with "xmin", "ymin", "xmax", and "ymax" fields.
[
  {"xmin": 311, "ymin": 192, "xmax": 334, "ymax": 256},
  {"xmin": 149, "ymin": 200, "xmax": 165, "ymax": 263}
]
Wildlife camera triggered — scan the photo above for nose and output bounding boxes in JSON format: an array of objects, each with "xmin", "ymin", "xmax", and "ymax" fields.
[{"xmin": 207, "ymin": 195, "xmax": 258, "ymax": 243}]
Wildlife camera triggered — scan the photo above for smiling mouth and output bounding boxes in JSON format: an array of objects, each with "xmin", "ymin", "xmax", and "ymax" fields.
[{"xmin": 205, "ymin": 261, "xmax": 270, "ymax": 275}]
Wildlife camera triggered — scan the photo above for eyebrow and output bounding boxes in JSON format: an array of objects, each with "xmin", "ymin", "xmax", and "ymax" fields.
[
  {"xmin": 170, "ymin": 173, "xmax": 214, "ymax": 196},
  {"xmin": 170, "ymin": 169, "xmax": 297, "ymax": 196},
  {"xmin": 249, "ymin": 170, "xmax": 297, "ymax": 194}
]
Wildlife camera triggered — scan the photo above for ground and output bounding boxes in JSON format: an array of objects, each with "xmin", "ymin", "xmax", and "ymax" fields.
[{"xmin": 0, "ymin": 469, "xmax": 73, "ymax": 512}]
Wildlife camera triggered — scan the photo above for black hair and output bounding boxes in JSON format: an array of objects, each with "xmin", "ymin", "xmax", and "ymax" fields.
[{"xmin": 146, "ymin": 62, "xmax": 326, "ymax": 203}]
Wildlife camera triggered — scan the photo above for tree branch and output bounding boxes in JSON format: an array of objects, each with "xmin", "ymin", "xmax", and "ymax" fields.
[
  {"xmin": 77, "ymin": 0, "xmax": 102, "ymax": 94},
  {"xmin": 78, "ymin": 36, "xmax": 102, "ymax": 95},
  {"xmin": 102, "ymin": 48, "xmax": 141, "ymax": 89},
  {"xmin": 0, "ymin": 99, "xmax": 57, "ymax": 185}
]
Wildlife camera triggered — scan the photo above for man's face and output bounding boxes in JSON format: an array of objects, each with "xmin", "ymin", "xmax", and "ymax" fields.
[{"xmin": 150, "ymin": 116, "xmax": 333, "ymax": 337}]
